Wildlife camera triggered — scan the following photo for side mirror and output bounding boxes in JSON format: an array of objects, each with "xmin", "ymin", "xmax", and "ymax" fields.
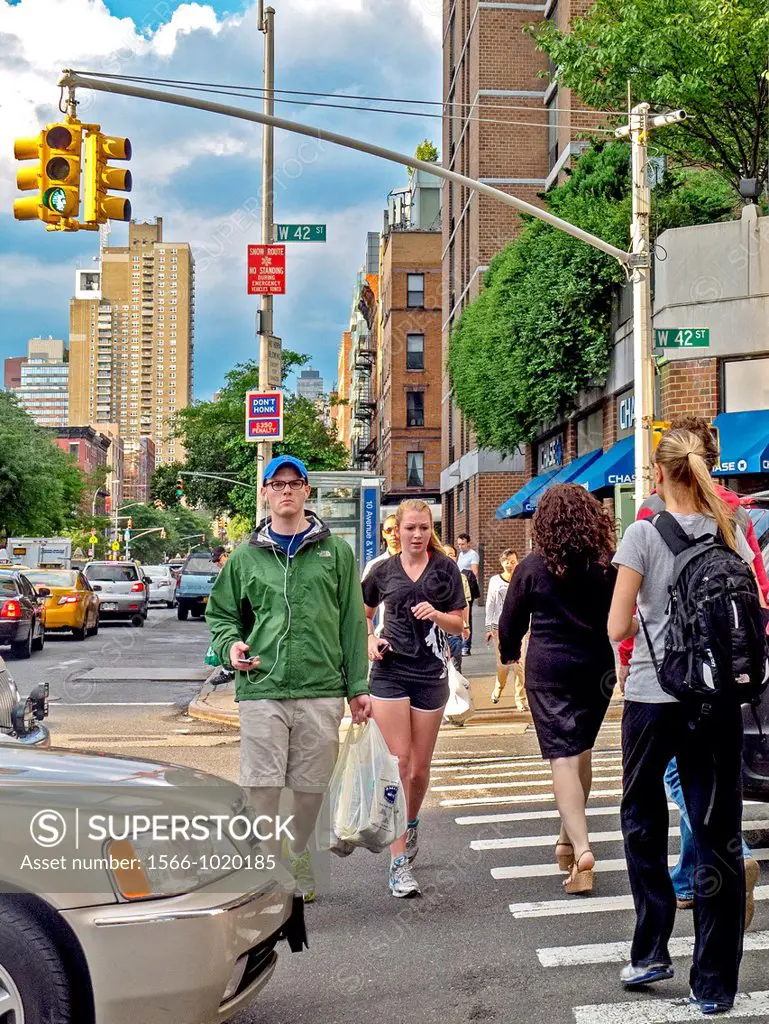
[
  {"xmin": 92, "ymin": 584, "xmax": 102, "ymax": 592},
  {"xmin": 35, "ymin": 587, "xmax": 51, "ymax": 598}
]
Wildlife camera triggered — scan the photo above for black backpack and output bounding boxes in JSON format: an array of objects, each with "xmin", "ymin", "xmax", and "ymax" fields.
[{"xmin": 638, "ymin": 511, "xmax": 769, "ymax": 713}]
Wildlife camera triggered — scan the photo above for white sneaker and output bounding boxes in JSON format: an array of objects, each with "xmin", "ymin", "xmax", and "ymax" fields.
[{"xmin": 389, "ymin": 855, "xmax": 421, "ymax": 898}]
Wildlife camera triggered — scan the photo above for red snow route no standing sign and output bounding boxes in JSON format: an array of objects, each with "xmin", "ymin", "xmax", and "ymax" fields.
[{"xmin": 247, "ymin": 244, "xmax": 286, "ymax": 295}]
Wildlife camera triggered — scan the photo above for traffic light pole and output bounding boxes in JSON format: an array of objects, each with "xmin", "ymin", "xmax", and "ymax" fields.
[
  {"xmin": 615, "ymin": 105, "xmax": 686, "ymax": 510},
  {"xmin": 256, "ymin": 2, "xmax": 276, "ymax": 525}
]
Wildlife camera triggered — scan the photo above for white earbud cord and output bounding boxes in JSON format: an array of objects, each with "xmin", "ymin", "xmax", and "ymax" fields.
[{"xmin": 245, "ymin": 518, "xmax": 303, "ymax": 686}]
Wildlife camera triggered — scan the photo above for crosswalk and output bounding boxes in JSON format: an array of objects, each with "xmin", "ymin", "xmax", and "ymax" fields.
[{"xmin": 434, "ymin": 739, "xmax": 769, "ymax": 1021}]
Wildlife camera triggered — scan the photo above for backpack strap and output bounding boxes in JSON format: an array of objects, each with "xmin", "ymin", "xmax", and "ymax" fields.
[{"xmin": 648, "ymin": 510, "xmax": 698, "ymax": 556}]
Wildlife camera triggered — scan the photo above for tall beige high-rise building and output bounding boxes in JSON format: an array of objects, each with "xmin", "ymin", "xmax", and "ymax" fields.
[{"xmin": 69, "ymin": 218, "xmax": 194, "ymax": 499}]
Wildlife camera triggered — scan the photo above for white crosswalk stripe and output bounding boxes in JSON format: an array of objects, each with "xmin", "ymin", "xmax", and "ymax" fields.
[
  {"xmin": 573, "ymin": 991, "xmax": 769, "ymax": 1024},
  {"xmin": 494, "ymin": 849, "xmax": 769, "ymax": 880},
  {"xmin": 454, "ymin": 804, "xmax": 677, "ymax": 826},
  {"xmin": 433, "ymin": 774, "xmax": 623, "ymax": 792},
  {"xmin": 537, "ymin": 931, "xmax": 769, "ymax": 968},
  {"xmin": 510, "ymin": 886, "xmax": 769, "ymax": 919},
  {"xmin": 440, "ymin": 787, "xmax": 624, "ymax": 806},
  {"xmin": 472, "ymin": 821, "xmax": 769, "ymax": 851}
]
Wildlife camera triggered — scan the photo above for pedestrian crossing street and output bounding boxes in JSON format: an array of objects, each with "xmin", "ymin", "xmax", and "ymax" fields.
[{"xmin": 431, "ymin": 740, "xmax": 769, "ymax": 1022}]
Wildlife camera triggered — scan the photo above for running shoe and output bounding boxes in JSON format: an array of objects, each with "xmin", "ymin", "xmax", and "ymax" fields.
[
  {"xmin": 406, "ymin": 821, "xmax": 419, "ymax": 864},
  {"xmin": 283, "ymin": 840, "xmax": 316, "ymax": 903},
  {"xmin": 745, "ymin": 856, "xmax": 760, "ymax": 930},
  {"xmin": 491, "ymin": 682, "xmax": 503, "ymax": 704},
  {"xmin": 688, "ymin": 992, "xmax": 733, "ymax": 1015},
  {"xmin": 676, "ymin": 896, "xmax": 695, "ymax": 910},
  {"xmin": 620, "ymin": 963, "xmax": 674, "ymax": 988},
  {"xmin": 389, "ymin": 855, "xmax": 421, "ymax": 898}
]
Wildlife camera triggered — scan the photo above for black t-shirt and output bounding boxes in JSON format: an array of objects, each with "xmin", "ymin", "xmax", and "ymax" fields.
[{"xmin": 361, "ymin": 551, "xmax": 467, "ymax": 682}]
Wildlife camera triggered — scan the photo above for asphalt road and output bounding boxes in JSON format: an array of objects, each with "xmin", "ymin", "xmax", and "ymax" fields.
[
  {"xmin": 4, "ymin": 611, "xmax": 769, "ymax": 1023},
  {"xmin": 4, "ymin": 604, "xmax": 211, "ymax": 706}
]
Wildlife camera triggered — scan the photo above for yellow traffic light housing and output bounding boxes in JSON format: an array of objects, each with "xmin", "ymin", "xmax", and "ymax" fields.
[
  {"xmin": 14, "ymin": 121, "xmax": 83, "ymax": 227},
  {"xmin": 652, "ymin": 421, "xmax": 672, "ymax": 451},
  {"xmin": 84, "ymin": 131, "xmax": 132, "ymax": 224}
]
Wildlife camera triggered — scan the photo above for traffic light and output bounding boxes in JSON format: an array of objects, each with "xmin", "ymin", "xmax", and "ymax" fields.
[
  {"xmin": 175, "ymin": 477, "xmax": 185, "ymax": 498},
  {"xmin": 83, "ymin": 130, "xmax": 132, "ymax": 224},
  {"xmin": 652, "ymin": 421, "xmax": 672, "ymax": 451},
  {"xmin": 14, "ymin": 121, "xmax": 83, "ymax": 226},
  {"xmin": 127, "ymin": 517, "xmax": 133, "ymax": 529}
]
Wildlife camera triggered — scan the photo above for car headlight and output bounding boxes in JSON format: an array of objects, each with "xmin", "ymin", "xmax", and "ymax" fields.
[{"xmin": 107, "ymin": 829, "xmax": 240, "ymax": 900}]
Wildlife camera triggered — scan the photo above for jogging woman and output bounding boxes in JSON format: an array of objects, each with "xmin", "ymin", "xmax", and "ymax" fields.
[
  {"xmin": 362, "ymin": 500, "xmax": 466, "ymax": 897},
  {"xmin": 498, "ymin": 484, "xmax": 617, "ymax": 896},
  {"xmin": 609, "ymin": 428, "xmax": 758, "ymax": 1013}
]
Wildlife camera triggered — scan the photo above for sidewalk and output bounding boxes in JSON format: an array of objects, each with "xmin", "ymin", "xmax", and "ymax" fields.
[{"xmin": 188, "ymin": 605, "xmax": 624, "ymax": 732}]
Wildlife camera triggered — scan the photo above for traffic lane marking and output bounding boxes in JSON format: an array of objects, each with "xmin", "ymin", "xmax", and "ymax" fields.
[
  {"xmin": 573, "ymin": 990, "xmax": 769, "ymax": 1024},
  {"xmin": 472, "ymin": 822, "xmax": 769, "ymax": 851},
  {"xmin": 538, "ymin": 931, "xmax": 769, "ymax": 968},
  {"xmin": 432, "ymin": 775, "xmax": 622, "ymax": 792},
  {"xmin": 493, "ymin": 849, "xmax": 769, "ymax": 879},
  {"xmin": 510, "ymin": 885, "xmax": 769, "ymax": 919}
]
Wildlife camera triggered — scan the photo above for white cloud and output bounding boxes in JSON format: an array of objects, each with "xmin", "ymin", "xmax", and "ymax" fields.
[
  {"xmin": 152, "ymin": 3, "xmax": 223, "ymax": 57},
  {"xmin": 0, "ymin": 253, "xmax": 73, "ymax": 309}
]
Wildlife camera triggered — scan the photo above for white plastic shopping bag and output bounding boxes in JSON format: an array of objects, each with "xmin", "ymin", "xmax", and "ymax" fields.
[
  {"xmin": 317, "ymin": 718, "xmax": 407, "ymax": 855},
  {"xmin": 444, "ymin": 662, "xmax": 474, "ymax": 727}
]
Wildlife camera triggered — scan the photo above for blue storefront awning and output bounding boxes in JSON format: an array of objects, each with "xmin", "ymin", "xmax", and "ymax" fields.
[
  {"xmin": 713, "ymin": 410, "xmax": 769, "ymax": 476},
  {"xmin": 528, "ymin": 448, "xmax": 604, "ymax": 511},
  {"xmin": 573, "ymin": 436, "xmax": 635, "ymax": 492},
  {"xmin": 496, "ymin": 468, "xmax": 561, "ymax": 520}
]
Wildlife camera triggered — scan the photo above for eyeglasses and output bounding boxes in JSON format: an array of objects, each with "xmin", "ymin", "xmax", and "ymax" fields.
[
  {"xmin": 266, "ymin": 479, "xmax": 305, "ymax": 491},
  {"xmin": 382, "ymin": 526, "xmax": 396, "ymax": 535}
]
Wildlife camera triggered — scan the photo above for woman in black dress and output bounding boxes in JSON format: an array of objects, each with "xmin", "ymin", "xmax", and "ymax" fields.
[{"xmin": 498, "ymin": 484, "xmax": 617, "ymax": 895}]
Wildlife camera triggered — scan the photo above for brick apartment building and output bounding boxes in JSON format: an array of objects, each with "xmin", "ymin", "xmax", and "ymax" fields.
[
  {"xmin": 441, "ymin": 2, "xmax": 769, "ymax": 585},
  {"xmin": 335, "ymin": 173, "xmax": 443, "ymax": 511},
  {"xmin": 441, "ymin": 0, "xmax": 594, "ymax": 577}
]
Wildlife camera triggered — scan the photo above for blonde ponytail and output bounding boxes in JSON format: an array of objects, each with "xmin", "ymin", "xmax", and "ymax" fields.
[
  {"xmin": 395, "ymin": 499, "xmax": 445, "ymax": 555},
  {"xmin": 654, "ymin": 429, "xmax": 737, "ymax": 551}
]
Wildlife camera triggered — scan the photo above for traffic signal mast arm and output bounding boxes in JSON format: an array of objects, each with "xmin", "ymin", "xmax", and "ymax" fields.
[{"xmin": 59, "ymin": 70, "xmax": 632, "ymax": 268}]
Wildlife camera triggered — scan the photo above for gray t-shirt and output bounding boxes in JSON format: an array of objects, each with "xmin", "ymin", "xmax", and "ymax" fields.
[{"xmin": 613, "ymin": 513, "xmax": 754, "ymax": 704}]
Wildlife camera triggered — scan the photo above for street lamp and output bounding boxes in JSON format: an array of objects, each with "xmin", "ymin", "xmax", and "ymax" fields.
[{"xmin": 91, "ymin": 487, "xmax": 109, "ymax": 518}]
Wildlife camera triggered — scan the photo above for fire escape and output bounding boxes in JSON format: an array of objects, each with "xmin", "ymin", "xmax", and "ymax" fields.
[{"xmin": 350, "ymin": 276, "xmax": 378, "ymax": 468}]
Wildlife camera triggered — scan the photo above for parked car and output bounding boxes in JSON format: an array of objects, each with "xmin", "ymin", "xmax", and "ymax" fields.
[
  {"xmin": 176, "ymin": 550, "xmax": 220, "ymax": 621},
  {"xmin": 742, "ymin": 497, "xmax": 769, "ymax": 800},
  {"xmin": 142, "ymin": 564, "xmax": 177, "ymax": 608},
  {"xmin": 0, "ymin": 568, "xmax": 47, "ymax": 658},
  {"xmin": 0, "ymin": 653, "xmax": 49, "ymax": 746},
  {"xmin": 24, "ymin": 568, "xmax": 100, "ymax": 641},
  {"xmin": 83, "ymin": 561, "xmax": 150, "ymax": 627},
  {"xmin": 0, "ymin": 745, "xmax": 305, "ymax": 1024}
]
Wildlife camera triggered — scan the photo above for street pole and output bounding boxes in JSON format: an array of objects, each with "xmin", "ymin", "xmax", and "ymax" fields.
[
  {"xmin": 256, "ymin": 3, "xmax": 276, "ymax": 524},
  {"xmin": 616, "ymin": 105, "xmax": 687, "ymax": 511},
  {"xmin": 630, "ymin": 103, "xmax": 653, "ymax": 510}
]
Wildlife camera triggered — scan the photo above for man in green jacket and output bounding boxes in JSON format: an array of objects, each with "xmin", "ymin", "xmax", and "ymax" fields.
[{"xmin": 206, "ymin": 454, "xmax": 371, "ymax": 901}]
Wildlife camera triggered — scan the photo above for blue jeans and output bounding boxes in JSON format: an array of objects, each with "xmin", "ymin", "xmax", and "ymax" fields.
[{"xmin": 665, "ymin": 757, "xmax": 751, "ymax": 900}]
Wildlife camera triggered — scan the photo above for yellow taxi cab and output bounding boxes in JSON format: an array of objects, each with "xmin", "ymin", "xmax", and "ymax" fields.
[{"xmin": 24, "ymin": 568, "xmax": 99, "ymax": 641}]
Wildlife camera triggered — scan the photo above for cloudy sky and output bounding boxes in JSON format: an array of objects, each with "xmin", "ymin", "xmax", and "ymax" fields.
[{"xmin": 0, "ymin": 0, "xmax": 442, "ymax": 397}]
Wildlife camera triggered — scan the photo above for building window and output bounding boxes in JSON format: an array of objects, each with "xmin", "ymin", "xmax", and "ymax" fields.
[
  {"xmin": 407, "ymin": 273, "xmax": 425, "ymax": 308},
  {"xmin": 407, "ymin": 391, "xmax": 425, "ymax": 427},
  {"xmin": 723, "ymin": 358, "xmax": 769, "ymax": 413},
  {"xmin": 457, "ymin": 485, "xmax": 464, "ymax": 513},
  {"xmin": 547, "ymin": 90, "xmax": 559, "ymax": 171},
  {"xmin": 407, "ymin": 333, "xmax": 425, "ymax": 370},
  {"xmin": 577, "ymin": 408, "xmax": 603, "ymax": 456},
  {"xmin": 407, "ymin": 451, "xmax": 425, "ymax": 488},
  {"xmin": 68, "ymin": 442, "xmax": 79, "ymax": 458}
]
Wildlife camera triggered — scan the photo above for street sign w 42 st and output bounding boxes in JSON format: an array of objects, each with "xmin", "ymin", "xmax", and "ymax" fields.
[{"xmin": 275, "ymin": 224, "xmax": 326, "ymax": 242}]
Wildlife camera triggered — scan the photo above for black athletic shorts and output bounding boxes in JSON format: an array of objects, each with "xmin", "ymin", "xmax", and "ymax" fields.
[{"xmin": 369, "ymin": 671, "xmax": 449, "ymax": 712}]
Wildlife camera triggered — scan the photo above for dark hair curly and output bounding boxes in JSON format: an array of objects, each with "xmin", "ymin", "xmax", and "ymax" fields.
[{"xmin": 533, "ymin": 484, "xmax": 616, "ymax": 578}]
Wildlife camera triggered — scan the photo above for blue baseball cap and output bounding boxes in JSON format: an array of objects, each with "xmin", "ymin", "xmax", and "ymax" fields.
[{"xmin": 263, "ymin": 454, "xmax": 309, "ymax": 483}]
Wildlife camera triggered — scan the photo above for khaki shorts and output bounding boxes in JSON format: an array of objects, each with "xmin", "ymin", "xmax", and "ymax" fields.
[{"xmin": 239, "ymin": 697, "xmax": 345, "ymax": 791}]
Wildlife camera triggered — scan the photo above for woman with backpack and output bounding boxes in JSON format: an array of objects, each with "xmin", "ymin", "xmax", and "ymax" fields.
[
  {"xmin": 609, "ymin": 428, "xmax": 766, "ymax": 1015},
  {"xmin": 498, "ymin": 484, "xmax": 617, "ymax": 896}
]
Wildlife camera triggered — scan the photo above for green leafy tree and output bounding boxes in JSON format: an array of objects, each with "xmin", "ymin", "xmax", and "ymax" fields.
[
  {"xmin": 159, "ymin": 350, "xmax": 348, "ymax": 521},
  {"xmin": 0, "ymin": 392, "xmax": 87, "ymax": 537},
  {"xmin": 533, "ymin": 0, "xmax": 769, "ymax": 196},
  {"xmin": 448, "ymin": 144, "xmax": 736, "ymax": 453}
]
